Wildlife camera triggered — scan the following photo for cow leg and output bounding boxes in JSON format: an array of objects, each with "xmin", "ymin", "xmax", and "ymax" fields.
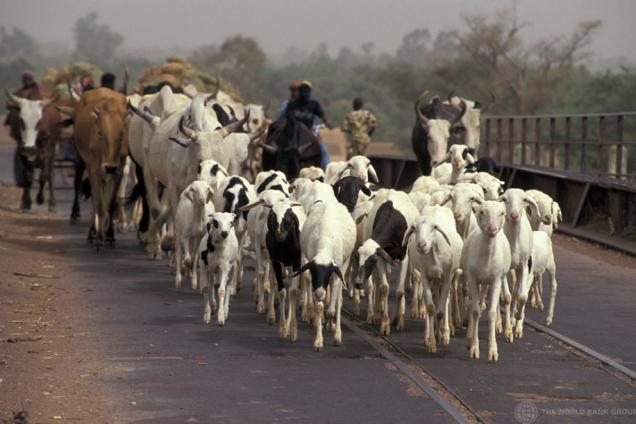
[
  {"xmin": 36, "ymin": 164, "xmax": 46, "ymax": 205},
  {"xmin": 88, "ymin": 170, "xmax": 104, "ymax": 249},
  {"xmin": 20, "ymin": 156, "xmax": 34, "ymax": 212},
  {"xmin": 71, "ymin": 159, "xmax": 85, "ymax": 223},
  {"xmin": 46, "ymin": 149, "xmax": 56, "ymax": 212}
]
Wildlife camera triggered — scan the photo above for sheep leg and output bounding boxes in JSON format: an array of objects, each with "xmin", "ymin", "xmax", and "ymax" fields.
[
  {"xmin": 410, "ymin": 274, "xmax": 420, "ymax": 319},
  {"xmin": 366, "ymin": 276, "xmax": 375, "ymax": 325},
  {"xmin": 451, "ymin": 271, "xmax": 463, "ymax": 330},
  {"xmin": 437, "ymin": 276, "xmax": 452, "ymax": 347},
  {"xmin": 421, "ymin": 275, "xmax": 436, "ymax": 352},
  {"xmin": 502, "ymin": 275, "xmax": 513, "ymax": 342},
  {"xmin": 279, "ymin": 287, "xmax": 287, "ymax": 337},
  {"xmin": 268, "ymin": 261, "xmax": 283, "ymax": 326},
  {"xmin": 467, "ymin": 279, "xmax": 480, "ymax": 359},
  {"xmin": 488, "ymin": 278, "xmax": 502, "ymax": 362},
  {"xmin": 333, "ymin": 279, "xmax": 343, "ymax": 346},
  {"xmin": 201, "ymin": 269, "xmax": 212, "ymax": 324},
  {"xmin": 394, "ymin": 257, "xmax": 409, "ymax": 331},
  {"xmin": 217, "ymin": 270, "xmax": 228, "ymax": 326},
  {"xmin": 314, "ymin": 299, "xmax": 324, "ymax": 352},
  {"xmin": 174, "ymin": 234, "xmax": 183, "ymax": 289},
  {"xmin": 379, "ymin": 268, "xmax": 391, "ymax": 336},
  {"xmin": 545, "ymin": 261, "xmax": 558, "ymax": 326},
  {"xmin": 288, "ymin": 276, "xmax": 299, "ymax": 342}
]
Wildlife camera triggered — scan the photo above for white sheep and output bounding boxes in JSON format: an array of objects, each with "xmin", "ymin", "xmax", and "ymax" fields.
[
  {"xmin": 410, "ymin": 176, "xmax": 440, "ymax": 194},
  {"xmin": 402, "ymin": 205, "xmax": 463, "ymax": 352},
  {"xmin": 529, "ymin": 230, "xmax": 558, "ymax": 325},
  {"xmin": 174, "ymin": 180, "xmax": 214, "ymax": 289},
  {"xmin": 461, "ymin": 200, "xmax": 512, "ymax": 361},
  {"xmin": 291, "ymin": 193, "xmax": 357, "ymax": 350},
  {"xmin": 440, "ymin": 183, "xmax": 484, "ymax": 239},
  {"xmin": 500, "ymin": 188, "xmax": 539, "ymax": 339},
  {"xmin": 198, "ymin": 212, "xmax": 239, "ymax": 326},
  {"xmin": 525, "ymin": 189, "xmax": 562, "ymax": 237},
  {"xmin": 298, "ymin": 166, "xmax": 325, "ymax": 181},
  {"xmin": 432, "ymin": 144, "xmax": 476, "ymax": 184},
  {"xmin": 326, "ymin": 155, "xmax": 379, "ymax": 184}
]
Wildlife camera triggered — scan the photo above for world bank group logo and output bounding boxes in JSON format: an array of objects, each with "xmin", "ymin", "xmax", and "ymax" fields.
[{"xmin": 515, "ymin": 401, "xmax": 539, "ymax": 424}]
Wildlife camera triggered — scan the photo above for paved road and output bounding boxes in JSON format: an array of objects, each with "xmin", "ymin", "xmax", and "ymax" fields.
[{"xmin": 1, "ymin": 139, "xmax": 635, "ymax": 423}]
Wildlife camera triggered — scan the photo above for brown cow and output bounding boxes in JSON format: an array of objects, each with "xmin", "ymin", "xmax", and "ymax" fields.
[
  {"xmin": 58, "ymin": 88, "xmax": 129, "ymax": 248},
  {"xmin": 4, "ymin": 90, "xmax": 63, "ymax": 211}
]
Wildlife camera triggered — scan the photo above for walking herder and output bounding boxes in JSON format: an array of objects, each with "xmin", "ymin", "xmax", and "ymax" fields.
[{"xmin": 341, "ymin": 97, "xmax": 377, "ymax": 159}]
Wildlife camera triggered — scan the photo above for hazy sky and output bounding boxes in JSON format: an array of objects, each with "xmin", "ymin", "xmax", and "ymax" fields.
[{"xmin": 1, "ymin": 0, "xmax": 635, "ymax": 61}]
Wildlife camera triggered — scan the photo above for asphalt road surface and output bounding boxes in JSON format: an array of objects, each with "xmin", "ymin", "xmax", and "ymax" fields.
[{"xmin": 0, "ymin": 137, "xmax": 634, "ymax": 423}]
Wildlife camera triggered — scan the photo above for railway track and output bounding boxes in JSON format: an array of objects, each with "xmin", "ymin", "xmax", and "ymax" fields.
[{"xmin": 340, "ymin": 299, "xmax": 636, "ymax": 424}]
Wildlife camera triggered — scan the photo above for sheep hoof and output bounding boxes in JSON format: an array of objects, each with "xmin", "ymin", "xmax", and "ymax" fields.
[
  {"xmin": 380, "ymin": 321, "xmax": 390, "ymax": 336},
  {"xmin": 488, "ymin": 349, "xmax": 499, "ymax": 362},
  {"xmin": 514, "ymin": 324, "xmax": 524, "ymax": 339},
  {"xmin": 545, "ymin": 318, "xmax": 553, "ymax": 326},
  {"xmin": 505, "ymin": 327, "xmax": 514, "ymax": 343},
  {"xmin": 218, "ymin": 320, "xmax": 225, "ymax": 327},
  {"xmin": 441, "ymin": 334, "xmax": 450, "ymax": 347},
  {"xmin": 469, "ymin": 345, "xmax": 480, "ymax": 359},
  {"xmin": 289, "ymin": 327, "xmax": 298, "ymax": 342}
]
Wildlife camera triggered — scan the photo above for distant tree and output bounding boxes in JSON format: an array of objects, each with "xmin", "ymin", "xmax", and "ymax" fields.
[
  {"xmin": 396, "ymin": 29, "xmax": 432, "ymax": 68},
  {"xmin": 72, "ymin": 12, "xmax": 124, "ymax": 66},
  {"xmin": 436, "ymin": 8, "xmax": 601, "ymax": 114},
  {"xmin": 191, "ymin": 35, "xmax": 266, "ymax": 100},
  {"xmin": 0, "ymin": 27, "xmax": 38, "ymax": 64}
]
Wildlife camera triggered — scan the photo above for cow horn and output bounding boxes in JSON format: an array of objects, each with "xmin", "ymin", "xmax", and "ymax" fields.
[
  {"xmin": 298, "ymin": 141, "xmax": 316, "ymax": 155},
  {"xmin": 258, "ymin": 143, "xmax": 278, "ymax": 153},
  {"xmin": 249, "ymin": 127, "xmax": 266, "ymax": 142},
  {"xmin": 128, "ymin": 101, "xmax": 159, "ymax": 127},
  {"xmin": 67, "ymin": 81, "xmax": 80, "ymax": 102},
  {"xmin": 480, "ymin": 91, "xmax": 496, "ymax": 114},
  {"xmin": 203, "ymin": 90, "xmax": 218, "ymax": 105},
  {"xmin": 122, "ymin": 65, "xmax": 130, "ymax": 95},
  {"xmin": 5, "ymin": 89, "xmax": 20, "ymax": 107},
  {"xmin": 448, "ymin": 99, "xmax": 467, "ymax": 126},
  {"xmin": 218, "ymin": 109, "xmax": 250, "ymax": 137},
  {"xmin": 447, "ymin": 89, "xmax": 456, "ymax": 104},
  {"xmin": 414, "ymin": 90, "xmax": 430, "ymax": 125},
  {"xmin": 55, "ymin": 105, "xmax": 74, "ymax": 118},
  {"xmin": 178, "ymin": 116, "xmax": 199, "ymax": 140},
  {"xmin": 42, "ymin": 94, "xmax": 60, "ymax": 107}
]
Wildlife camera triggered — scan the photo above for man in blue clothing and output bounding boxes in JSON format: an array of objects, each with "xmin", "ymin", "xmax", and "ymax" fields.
[{"xmin": 285, "ymin": 81, "xmax": 332, "ymax": 169}]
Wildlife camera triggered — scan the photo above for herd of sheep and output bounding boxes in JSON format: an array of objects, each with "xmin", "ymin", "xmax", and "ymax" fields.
[{"xmin": 160, "ymin": 153, "xmax": 560, "ymax": 361}]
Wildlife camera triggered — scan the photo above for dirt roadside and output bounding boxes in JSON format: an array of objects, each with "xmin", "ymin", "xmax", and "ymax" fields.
[{"xmin": 0, "ymin": 182, "xmax": 115, "ymax": 424}]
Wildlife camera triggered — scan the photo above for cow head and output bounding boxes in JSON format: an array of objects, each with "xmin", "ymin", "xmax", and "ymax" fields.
[
  {"xmin": 92, "ymin": 102, "xmax": 130, "ymax": 176},
  {"xmin": 414, "ymin": 91, "xmax": 467, "ymax": 168},
  {"xmin": 244, "ymin": 103, "xmax": 268, "ymax": 134},
  {"xmin": 169, "ymin": 111, "xmax": 250, "ymax": 160},
  {"xmin": 5, "ymin": 90, "xmax": 57, "ymax": 161},
  {"xmin": 448, "ymin": 93, "xmax": 495, "ymax": 153}
]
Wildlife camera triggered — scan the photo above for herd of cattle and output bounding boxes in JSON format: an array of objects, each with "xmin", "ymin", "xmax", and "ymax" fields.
[{"xmin": 4, "ymin": 81, "xmax": 562, "ymax": 361}]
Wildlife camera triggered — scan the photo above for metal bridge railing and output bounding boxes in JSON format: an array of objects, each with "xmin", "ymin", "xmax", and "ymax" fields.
[{"xmin": 482, "ymin": 112, "xmax": 636, "ymax": 180}]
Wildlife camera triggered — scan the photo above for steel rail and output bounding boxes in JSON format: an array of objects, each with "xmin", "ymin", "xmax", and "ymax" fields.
[{"xmin": 342, "ymin": 311, "xmax": 488, "ymax": 424}]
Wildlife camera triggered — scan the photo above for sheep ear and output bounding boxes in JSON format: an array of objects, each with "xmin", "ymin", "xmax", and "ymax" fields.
[
  {"xmin": 337, "ymin": 162, "xmax": 352, "ymax": 179},
  {"xmin": 440, "ymin": 194, "xmax": 452, "ymax": 206},
  {"xmin": 466, "ymin": 153, "xmax": 476, "ymax": 164},
  {"xmin": 367, "ymin": 164, "xmax": 379, "ymax": 184},
  {"xmin": 184, "ymin": 188, "xmax": 194, "ymax": 201},
  {"xmin": 206, "ymin": 221, "xmax": 212, "ymax": 233},
  {"xmin": 239, "ymin": 199, "xmax": 264, "ymax": 212},
  {"xmin": 360, "ymin": 183, "xmax": 372, "ymax": 196},
  {"xmin": 207, "ymin": 188, "xmax": 214, "ymax": 204},
  {"xmin": 288, "ymin": 201, "xmax": 303, "ymax": 208},
  {"xmin": 290, "ymin": 260, "xmax": 314, "ymax": 279},
  {"xmin": 376, "ymin": 247, "xmax": 396, "ymax": 265},
  {"xmin": 331, "ymin": 263, "xmax": 347, "ymax": 288},
  {"xmin": 355, "ymin": 212, "xmax": 368, "ymax": 224},
  {"xmin": 471, "ymin": 196, "xmax": 483, "ymax": 205},
  {"xmin": 434, "ymin": 225, "xmax": 451, "ymax": 245},
  {"xmin": 524, "ymin": 195, "xmax": 539, "ymax": 216},
  {"xmin": 401, "ymin": 225, "xmax": 415, "ymax": 249}
]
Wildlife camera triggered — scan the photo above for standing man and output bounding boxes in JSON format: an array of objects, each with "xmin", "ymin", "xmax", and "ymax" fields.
[
  {"xmin": 286, "ymin": 81, "xmax": 333, "ymax": 169},
  {"xmin": 341, "ymin": 97, "xmax": 377, "ymax": 159}
]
